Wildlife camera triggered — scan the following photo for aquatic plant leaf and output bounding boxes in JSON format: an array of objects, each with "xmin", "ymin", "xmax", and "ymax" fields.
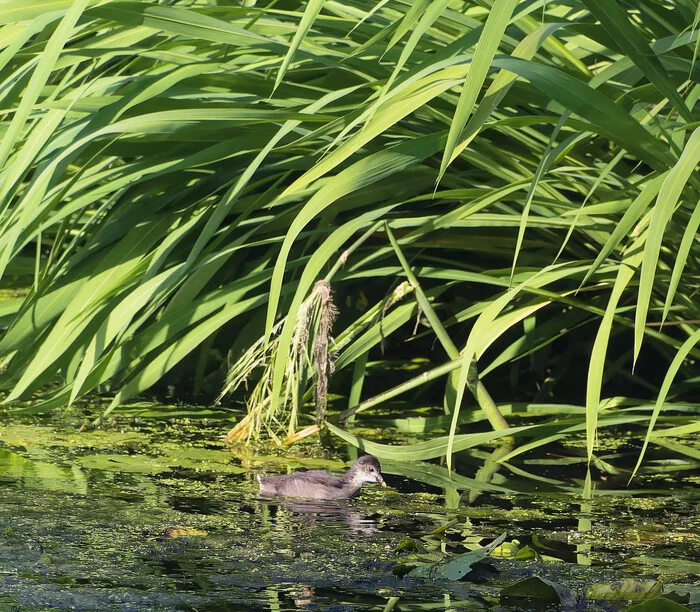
[
  {"xmin": 393, "ymin": 537, "xmax": 423, "ymax": 556},
  {"xmin": 650, "ymin": 439, "xmax": 700, "ymax": 462},
  {"xmin": 385, "ymin": 459, "xmax": 514, "ymax": 494},
  {"xmin": 626, "ymin": 599, "xmax": 693, "ymax": 612},
  {"xmin": 501, "ymin": 576, "xmax": 574, "ymax": 607},
  {"xmin": 512, "ymin": 545, "xmax": 539, "ymax": 561},
  {"xmin": 585, "ymin": 579, "xmax": 663, "ymax": 602},
  {"xmin": 490, "ymin": 540, "xmax": 523, "ymax": 558},
  {"xmin": 0, "ymin": 0, "xmax": 85, "ymax": 24},
  {"xmin": 326, "ymin": 421, "xmax": 534, "ymax": 462},
  {"xmin": 451, "ymin": 22, "xmax": 567, "ymax": 162},
  {"xmin": 408, "ymin": 532, "xmax": 506, "ymax": 580}
]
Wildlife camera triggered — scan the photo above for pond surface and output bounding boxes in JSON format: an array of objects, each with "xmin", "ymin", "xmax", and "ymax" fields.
[{"xmin": 0, "ymin": 410, "xmax": 698, "ymax": 611}]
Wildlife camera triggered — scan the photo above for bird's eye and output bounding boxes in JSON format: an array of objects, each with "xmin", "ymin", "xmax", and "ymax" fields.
[{"xmin": 369, "ymin": 467, "xmax": 375, "ymax": 472}]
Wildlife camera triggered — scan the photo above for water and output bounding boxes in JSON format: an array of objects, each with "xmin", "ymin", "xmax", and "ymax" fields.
[{"xmin": 0, "ymin": 412, "xmax": 698, "ymax": 610}]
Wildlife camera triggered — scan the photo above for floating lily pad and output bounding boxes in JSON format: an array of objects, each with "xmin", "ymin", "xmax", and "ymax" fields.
[
  {"xmin": 627, "ymin": 597, "xmax": 693, "ymax": 611},
  {"xmin": 501, "ymin": 576, "xmax": 575, "ymax": 607}
]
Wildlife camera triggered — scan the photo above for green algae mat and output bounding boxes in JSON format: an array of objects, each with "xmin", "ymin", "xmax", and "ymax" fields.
[{"xmin": 0, "ymin": 411, "xmax": 698, "ymax": 611}]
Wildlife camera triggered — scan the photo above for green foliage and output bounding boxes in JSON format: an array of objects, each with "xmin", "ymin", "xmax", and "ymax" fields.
[
  {"xmin": 0, "ymin": 0, "xmax": 698, "ymax": 473},
  {"xmin": 407, "ymin": 531, "xmax": 507, "ymax": 580}
]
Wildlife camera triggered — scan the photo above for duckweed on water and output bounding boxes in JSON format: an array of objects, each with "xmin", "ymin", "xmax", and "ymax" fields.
[{"xmin": 0, "ymin": 410, "xmax": 698, "ymax": 610}]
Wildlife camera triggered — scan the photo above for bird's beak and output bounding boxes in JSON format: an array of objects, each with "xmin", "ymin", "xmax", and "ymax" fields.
[{"xmin": 377, "ymin": 474, "xmax": 387, "ymax": 487}]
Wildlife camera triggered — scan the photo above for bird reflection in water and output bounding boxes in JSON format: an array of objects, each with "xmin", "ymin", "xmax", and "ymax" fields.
[{"xmin": 257, "ymin": 496, "xmax": 380, "ymax": 537}]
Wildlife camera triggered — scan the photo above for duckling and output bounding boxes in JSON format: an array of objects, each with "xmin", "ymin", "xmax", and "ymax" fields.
[{"xmin": 257, "ymin": 455, "xmax": 387, "ymax": 500}]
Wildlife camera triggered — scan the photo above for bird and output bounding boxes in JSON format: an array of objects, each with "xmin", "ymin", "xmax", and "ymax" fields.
[{"xmin": 257, "ymin": 454, "xmax": 387, "ymax": 500}]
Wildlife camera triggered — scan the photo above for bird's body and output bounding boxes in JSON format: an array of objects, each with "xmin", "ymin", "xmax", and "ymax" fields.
[{"xmin": 257, "ymin": 455, "xmax": 386, "ymax": 500}]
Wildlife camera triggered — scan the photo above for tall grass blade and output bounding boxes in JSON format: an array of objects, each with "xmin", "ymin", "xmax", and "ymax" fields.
[
  {"xmin": 273, "ymin": 0, "xmax": 326, "ymax": 94},
  {"xmin": 630, "ymin": 328, "xmax": 700, "ymax": 482},
  {"xmin": 0, "ymin": 0, "xmax": 89, "ymax": 170},
  {"xmin": 437, "ymin": 0, "xmax": 519, "ymax": 184},
  {"xmin": 634, "ymin": 128, "xmax": 700, "ymax": 364},
  {"xmin": 584, "ymin": 0, "xmax": 693, "ymax": 123}
]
